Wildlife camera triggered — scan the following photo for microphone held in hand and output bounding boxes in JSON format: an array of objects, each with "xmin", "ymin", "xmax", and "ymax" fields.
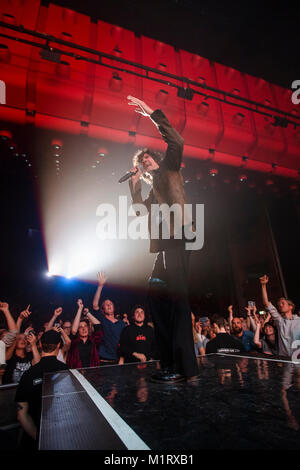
[{"xmin": 118, "ymin": 167, "xmax": 139, "ymax": 183}]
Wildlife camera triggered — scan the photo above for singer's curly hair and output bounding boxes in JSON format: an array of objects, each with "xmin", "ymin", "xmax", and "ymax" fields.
[{"xmin": 132, "ymin": 148, "xmax": 164, "ymax": 185}]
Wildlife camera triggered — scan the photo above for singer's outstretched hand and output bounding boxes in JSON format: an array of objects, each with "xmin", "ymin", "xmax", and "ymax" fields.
[{"xmin": 127, "ymin": 96, "xmax": 154, "ymax": 117}]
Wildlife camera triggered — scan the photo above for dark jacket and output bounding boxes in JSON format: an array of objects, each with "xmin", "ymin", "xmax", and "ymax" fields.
[{"xmin": 129, "ymin": 109, "xmax": 193, "ymax": 253}]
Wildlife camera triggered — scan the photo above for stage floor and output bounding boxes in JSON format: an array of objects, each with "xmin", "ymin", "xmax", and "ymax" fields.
[{"xmin": 39, "ymin": 354, "xmax": 300, "ymax": 450}]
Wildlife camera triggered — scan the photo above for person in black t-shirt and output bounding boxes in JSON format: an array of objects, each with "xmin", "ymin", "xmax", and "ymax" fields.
[
  {"xmin": 3, "ymin": 327, "xmax": 40, "ymax": 384},
  {"xmin": 15, "ymin": 330, "xmax": 68, "ymax": 447},
  {"xmin": 206, "ymin": 316, "xmax": 246, "ymax": 354},
  {"xmin": 119, "ymin": 306, "xmax": 155, "ymax": 364}
]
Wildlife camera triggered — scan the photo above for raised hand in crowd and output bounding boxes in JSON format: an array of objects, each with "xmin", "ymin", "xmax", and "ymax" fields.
[
  {"xmin": 259, "ymin": 274, "xmax": 271, "ymax": 308},
  {"xmin": 25, "ymin": 327, "xmax": 40, "ymax": 365},
  {"xmin": 245, "ymin": 305, "xmax": 259, "ymax": 332},
  {"xmin": 259, "ymin": 274, "xmax": 269, "ymax": 285},
  {"xmin": 0, "ymin": 301, "xmax": 18, "ymax": 346},
  {"xmin": 93, "ymin": 271, "xmax": 108, "ymax": 311},
  {"xmin": 72, "ymin": 299, "xmax": 84, "ymax": 336},
  {"xmin": 45, "ymin": 307, "xmax": 63, "ymax": 331},
  {"xmin": 0, "ymin": 302, "xmax": 10, "ymax": 314},
  {"xmin": 97, "ymin": 271, "xmax": 107, "ymax": 287},
  {"xmin": 227, "ymin": 305, "xmax": 233, "ymax": 332},
  {"xmin": 52, "ymin": 325, "xmax": 71, "ymax": 360},
  {"xmin": 54, "ymin": 307, "xmax": 63, "ymax": 317},
  {"xmin": 16, "ymin": 305, "xmax": 32, "ymax": 332}
]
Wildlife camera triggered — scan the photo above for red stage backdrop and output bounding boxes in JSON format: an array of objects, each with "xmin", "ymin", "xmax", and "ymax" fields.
[{"xmin": 0, "ymin": 0, "xmax": 299, "ymax": 179}]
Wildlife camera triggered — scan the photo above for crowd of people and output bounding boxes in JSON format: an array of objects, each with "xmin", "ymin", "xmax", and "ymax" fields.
[{"xmin": 0, "ymin": 273, "xmax": 299, "ymax": 447}]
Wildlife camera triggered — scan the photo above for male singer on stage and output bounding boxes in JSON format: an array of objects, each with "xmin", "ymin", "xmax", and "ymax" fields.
[{"xmin": 126, "ymin": 95, "xmax": 199, "ymax": 383}]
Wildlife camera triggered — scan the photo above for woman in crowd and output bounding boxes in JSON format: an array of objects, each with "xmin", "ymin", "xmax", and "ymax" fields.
[
  {"xmin": 2, "ymin": 327, "xmax": 40, "ymax": 384},
  {"xmin": 254, "ymin": 320, "xmax": 279, "ymax": 356}
]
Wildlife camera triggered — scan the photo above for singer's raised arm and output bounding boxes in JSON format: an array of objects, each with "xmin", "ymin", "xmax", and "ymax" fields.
[{"xmin": 150, "ymin": 109, "xmax": 184, "ymax": 171}]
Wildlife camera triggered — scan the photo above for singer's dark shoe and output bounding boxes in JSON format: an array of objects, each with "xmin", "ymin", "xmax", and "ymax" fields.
[{"xmin": 150, "ymin": 371, "xmax": 186, "ymax": 384}]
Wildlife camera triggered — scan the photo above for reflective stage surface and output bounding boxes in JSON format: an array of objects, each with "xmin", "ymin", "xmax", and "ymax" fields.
[{"xmin": 40, "ymin": 354, "xmax": 300, "ymax": 450}]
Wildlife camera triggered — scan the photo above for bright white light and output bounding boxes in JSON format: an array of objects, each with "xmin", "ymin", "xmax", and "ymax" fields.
[
  {"xmin": 38, "ymin": 159, "xmax": 155, "ymax": 287},
  {"xmin": 46, "ymin": 272, "xmax": 52, "ymax": 277}
]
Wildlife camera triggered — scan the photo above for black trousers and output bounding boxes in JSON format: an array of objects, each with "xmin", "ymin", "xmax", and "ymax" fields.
[{"xmin": 148, "ymin": 239, "xmax": 199, "ymax": 377}]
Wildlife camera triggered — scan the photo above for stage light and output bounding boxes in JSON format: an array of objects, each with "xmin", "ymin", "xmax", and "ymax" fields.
[
  {"xmin": 209, "ymin": 168, "xmax": 218, "ymax": 177},
  {"xmin": 0, "ymin": 130, "xmax": 12, "ymax": 141},
  {"xmin": 46, "ymin": 272, "xmax": 53, "ymax": 277},
  {"xmin": 51, "ymin": 139, "xmax": 63, "ymax": 151},
  {"xmin": 239, "ymin": 174, "xmax": 247, "ymax": 182},
  {"xmin": 97, "ymin": 147, "xmax": 107, "ymax": 158}
]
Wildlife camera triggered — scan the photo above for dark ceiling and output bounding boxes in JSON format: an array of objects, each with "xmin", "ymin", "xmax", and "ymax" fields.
[{"xmin": 50, "ymin": 0, "xmax": 300, "ymax": 89}]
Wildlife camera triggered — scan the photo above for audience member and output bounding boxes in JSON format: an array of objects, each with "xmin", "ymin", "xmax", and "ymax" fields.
[
  {"xmin": 92, "ymin": 272, "xmax": 126, "ymax": 363},
  {"xmin": 62, "ymin": 320, "xmax": 72, "ymax": 337},
  {"xmin": 0, "ymin": 302, "xmax": 18, "ymax": 353},
  {"xmin": 119, "ymin": 306, "xmax": 154, "ymax": 364},
  {"xmin": 254, "ymin": 320, "xmax": 279, "ymax": 356},
  {"xmin": 206, "ymin": 316, "xmax": 246, "ymax": 354},
  {"xmin": 67, "ymin": 299, "xmax": 103, "ymax": 368},
  {"xmin": 3, "ymin": 326, "xmax": 40, "ymax": 384},
  {"xmin": 52, "ymin": 325, "xmax": 71, "ymax": 363},
  {"xmin": 15, "ymin": 330, "xmax": 68, "ymax": 448},
  {"xmin": 260, "ymin": 275, "xmax": 300, "ymax": 357},
  {"xmin": 192, "ymin": 313, "xmax": 207, "ymax": 356},
  {"xmin": 231, "ymin": 315, "xmax": 257, "ymax": 352}
]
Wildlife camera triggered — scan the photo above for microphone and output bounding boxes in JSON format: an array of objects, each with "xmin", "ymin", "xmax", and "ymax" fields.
[{"xmin": 118, "ymin": 168, "xmax": 139, "ymax": 183}]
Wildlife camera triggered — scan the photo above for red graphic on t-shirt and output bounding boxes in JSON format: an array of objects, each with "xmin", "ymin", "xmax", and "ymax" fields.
[{"xmin": 136, "ymin": 335, "xmax": 146, "ymax": 341}]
